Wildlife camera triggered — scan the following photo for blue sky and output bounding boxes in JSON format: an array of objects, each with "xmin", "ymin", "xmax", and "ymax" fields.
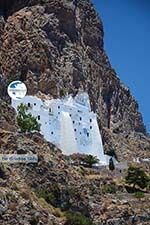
[{"xmin": 92, "ymin": 0, "xmax": 150, "ymax": 133}]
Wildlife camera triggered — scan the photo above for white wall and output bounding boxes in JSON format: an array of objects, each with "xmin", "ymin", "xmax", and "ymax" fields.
[{"xmin": 12, "ymin": 93, "xmax": 107, "ymax": 164}]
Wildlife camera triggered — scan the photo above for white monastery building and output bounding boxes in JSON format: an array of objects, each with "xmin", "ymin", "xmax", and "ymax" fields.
[{"xmin": 12, "ymin": 92, "xmax": 108, "ymax": 165}]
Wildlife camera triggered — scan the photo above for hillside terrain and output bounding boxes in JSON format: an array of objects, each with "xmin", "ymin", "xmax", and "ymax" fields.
[
  {"xmin": 0, "ymin": 101, "xmax": 150, "ymax": 225},
  {"xmin": 0, "ymin": 0, "xmax": 150, "ymax": 224}
]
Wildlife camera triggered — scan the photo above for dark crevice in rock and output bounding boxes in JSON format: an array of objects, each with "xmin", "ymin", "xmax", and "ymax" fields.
[{"xmin": 102, "ymin": 88, "xmax": 113, "ymax": 129}]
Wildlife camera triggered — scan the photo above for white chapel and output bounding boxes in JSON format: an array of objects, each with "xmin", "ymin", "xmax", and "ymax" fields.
[{"xmin": 12, "ymin": 92, "xmax": 107, "ymax": 165}]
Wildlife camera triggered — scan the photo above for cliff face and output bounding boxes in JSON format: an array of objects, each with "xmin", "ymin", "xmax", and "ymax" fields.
[{"xmin": 0, "ymin": 0, "xmax": 149, "ymax": 160}]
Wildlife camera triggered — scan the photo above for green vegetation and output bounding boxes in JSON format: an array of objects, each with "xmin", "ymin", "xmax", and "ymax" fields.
[
  {"xmin": 89, "ymin": 184, "xmax": 96, "ymax": 195},
  {"xmin": 0, "ymin": 164, "xmax": 6, "ymax": 179},
  {"xmin": 11, "ymin": 182, "xmax": 19, "ymax": 191},
  {"xmin": 29, "ymin": 217, "xmax": 39, "ymax": 225},
  {"xmin": 102, "ymin": 182, "xmax": 116, "ymax": 194},
  {"xmin": 36, "ymin": 184, "xmax": 60, "ymax": 208},
  {"xmin": 107, "ymin": 149, "xmax": 118, "ymax": 160},
  {"xmin": 17, "ymin": 103, "xmax": 40, "ymax": 133},
  {"xmin": 81, "ymin": 155, "xmax": 99, "ymax": 168},
  {"xmin": 37, "ymin": 189, "xmax": 57, "ymax": 207},
  {"xmin": 125, "ymin": 166, "xmax": 150, "ymax": 190},
  {"xmin": 134, "ymin": 191, "xmax": 145, "ymax": 199},
  {"xmin": 68, "ymin": 186, "xmax": 81, "ymax": 199},
  {"xmin": 147, "ymin": 181, "xmax": 150, "ymax": 191},
  {"xmin": 79, "ymin": 166, "xmax": 85, "ymax": 176},
  {"xmin": 64, "ymin": 211, "xmax": 95, "ymax": 225},
  {"xmin": 59, "ymin": 89, "xmax": 65, "ymax": 97},
  {"xmin": 6, "ymin": 72, "xmax": 20, "ymax": 85},
  {"xmin": 40, "ymin": 0, "xmax": 46, "ymax": 5}
]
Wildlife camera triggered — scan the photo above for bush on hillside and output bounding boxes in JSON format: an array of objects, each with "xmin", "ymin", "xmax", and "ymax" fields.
[
  {"xmin": 102, "ymin": 182, "xmax": 116, "ymax": 194},
  {"xmin": 17, "ymin": 103, "xmax": 40, "ymax": 133},
  {"xmin": 134, "ymin": 191, "xmax": 145, "ymax": 199},
  {"xmin": 64, "ymin": 211, "xmax": 95, "ymax": 225},
  {"xmin": 125, "ymin": 166, "xmax": 150, "ymax": 190},
  {"xmin": 81, "ymin": 155, "xmax": 99, "ymax": 168}
]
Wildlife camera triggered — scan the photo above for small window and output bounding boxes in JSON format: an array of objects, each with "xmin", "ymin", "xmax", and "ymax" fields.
[
  {"xmin": 45, "ymin": 122, "xmax": 47, "ymax": 124},
  {"xmin": 34, "ymin": 103, "xmax": 36, "ymax": 106},
  {"xmin": 49, "ymin": 108, "xmax": 51, "ymax": 112},
  {"xmin": 73, "ymin": 121, "xmax": 75, "ymax": 124},
  {"xmin": 80, "ymin": 132, "xmax": 82, "ymax": 135},
  {"xmin": 74, "ymin": 129, "xmax": 76, "ymax": 132},
  {"xmin": 70, "ymin": 114, "xmax": 72, "ymax": 117},
  {"xmin": 90, "ymin": 126, "xmax": 92, "ymax": 129},
  {"xmin": 58, "ymin": 112, "xmax": 60, "ymax": 114},
  {"xmin": 58, "ymin": 106, "xmax": 60, "ymax": 109},
  {"xmin": 28, "ymin": 103, "xmax": 31, "ymax": 107},
  {"xmin": 80, "ymin": 117, "xmax": 82, "ymax": 121},
  {"xmin": 51, "ymin": 132, "xmax": 53, "ymax": 135},
  {"xmin": 90, "ymin": 119, "xmax": 92, "ymax": 123},
  {"xmin": 38, "ymin": 115, "xmax": 40, "ymax": 120},
  {"xmin": 87, "ymin": 132, "xmax": 89, "ymax": 137}
]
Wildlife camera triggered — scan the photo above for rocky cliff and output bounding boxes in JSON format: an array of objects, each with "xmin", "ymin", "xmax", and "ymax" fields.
[{"xmin": 0, "ymin": 1, "xmax": 150, "ymax": 224}]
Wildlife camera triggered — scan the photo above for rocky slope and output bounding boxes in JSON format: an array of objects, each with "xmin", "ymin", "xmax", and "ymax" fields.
[
  {"xmin": 0, "ymin": 115, "xmax": 150, "ymax": 224},
  {"xmin": 0, "ymin": 0, "xmax": 149, "ymax": 161}
]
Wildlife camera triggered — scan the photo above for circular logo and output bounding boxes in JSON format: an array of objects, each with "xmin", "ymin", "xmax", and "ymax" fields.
[{"xmin": 7, "ymin": 81, "xmax": 27, "ymax": 100}]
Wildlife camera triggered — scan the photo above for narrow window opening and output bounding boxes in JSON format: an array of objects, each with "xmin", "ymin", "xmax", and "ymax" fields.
[
  {"xmin": 28, "ymin": 103, "xmax": 31, "ymax": 107},
  {"xmin": 87, "ymin": 132, "xmax": 89, "ymax": 137},
  {"xmin": 38, "ymin": 115, "xmax": 40, "ymax": 120},
  {"xmin": 34, "ymin": 103, "xmax": 36, "ymax": 106},
  {"xmin": 90, "ymin": 119, "xmax": 92, "ymax": 123}
]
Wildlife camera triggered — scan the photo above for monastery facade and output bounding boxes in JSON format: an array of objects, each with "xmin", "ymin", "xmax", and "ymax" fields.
[{"xmin": 12, "ymin": 92, "xmax": 107, "ymax": 164}]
